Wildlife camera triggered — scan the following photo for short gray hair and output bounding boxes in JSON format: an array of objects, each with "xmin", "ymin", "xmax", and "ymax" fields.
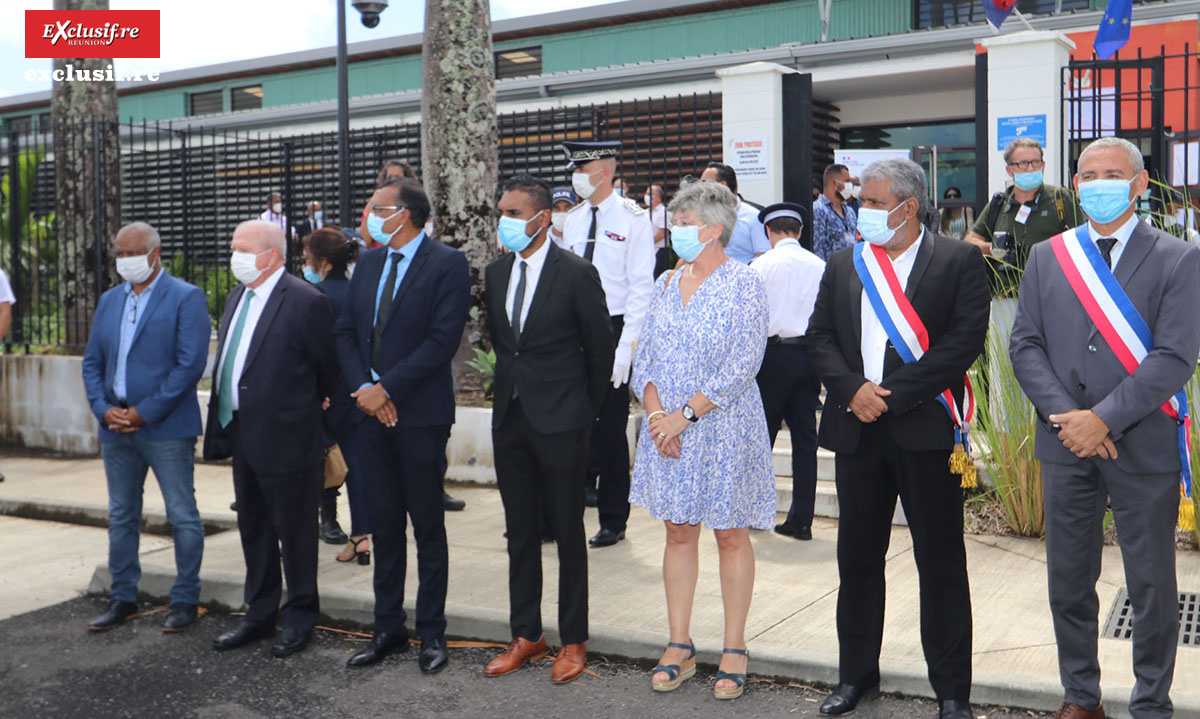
[
  {"xmin": 236, "ymin": 219, "xmax": 287, "ymax": 257},
  {"xmin": 114, "ymin": 221, "xmax": 161, "ymax": 251},
  {"xmin": 1003, "ymin": 137, "xmax": 1044, "ymax": 164},
  {"xmin": 667, "ymin": 180, "xmax": 738, "ymax": 247},
  {"xmin": 861, "ymin": 158, "xmax": 928, "ymax": 208},
  {"xmin": 1079, "ymin": 136, "xmax": 1144, "ymax": 174}
]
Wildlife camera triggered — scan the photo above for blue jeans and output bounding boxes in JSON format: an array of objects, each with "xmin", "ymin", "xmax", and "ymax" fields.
[{"xmin": 101, "ymin": 434, "xmax": 203, "ymax": 606}]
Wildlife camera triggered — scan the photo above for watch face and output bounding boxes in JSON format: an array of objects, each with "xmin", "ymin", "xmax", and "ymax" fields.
[{"xmin": 683, "ymin": 406, "xmax": 696, "ymax": 421}]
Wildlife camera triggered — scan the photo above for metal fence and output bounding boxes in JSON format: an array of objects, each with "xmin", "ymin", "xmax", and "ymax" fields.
[
  {"xmin": 1062, "ymin": 45, "xmax": 1199, "ymax": 209},
  {"xmin": 0, "ymin": 91, "xmax": 722, "ymax": 352}
]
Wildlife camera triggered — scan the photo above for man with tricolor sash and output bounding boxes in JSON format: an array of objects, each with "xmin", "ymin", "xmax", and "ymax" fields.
[
  {"xmin": 807, "ymin": 158, "xmax": 989, "ymax": 719},
  {"xmin": 1010, "ymin": 137, "xmax": 1200, "ymax": 719}
]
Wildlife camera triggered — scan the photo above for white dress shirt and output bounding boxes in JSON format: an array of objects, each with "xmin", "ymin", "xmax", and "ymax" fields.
[
  {"xmin": 861, "ymin": 230, "xmax": 924, "ymax": 384},
  {"xmin": 216, "ymin": 265, "xmax": 285, "ymax": 411},
  {"xmin": 0, "ymin": 268, "xmax": 14, "ymax": 306},
  {"xmin": 750, "ymin": 238, "xmax": 825, "ymax": 338},
  {"xmin": 649, "ymin": 203, "xmax": 671, "ymax": 248},
  {"xmin": 1088, "ymin": 212, "xmax": 1140, "ymax": 272},
  {"xmin": 561, "ymin": 191, "xmax": 655, "ymax": 347},
  {"xmin": 506, "ymin": 236, "xmax": 551, "ymax": 331}
]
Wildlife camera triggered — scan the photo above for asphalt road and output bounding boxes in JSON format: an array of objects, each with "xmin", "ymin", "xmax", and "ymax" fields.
[{"xmin": 0, "ymin": 597, "xmax": 1049, "ymax": 719}]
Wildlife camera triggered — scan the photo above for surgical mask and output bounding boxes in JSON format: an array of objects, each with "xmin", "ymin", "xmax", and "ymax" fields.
[
  {"xmin": 313, "ymin": 210, "xmax": 323, "ymax": 222},
  {"xmin": 366, "ymin": 209, "xmax": 404, "ymax": 245},
  {"xmin": 839, "ymin": 184, "xmax": 857, "ymax": 200},
  {"xmin": 1078, "ymin": 179, "xmax": 1134, "ymax": 225},
  {"xmin": 272, "ymin": 202, "xmax": 282, "ymax": 214},
  {"xmin": 550, "ymin": 212, "xmax": 566, "ymax": 233},
  {"xmin": 670, "ymin": 224, "xmax": 711, "ymax": 262},
  {"xmin": 497, "ymin": 212, "xmax": 544, "ymax": 253},
  {"xmin": 303, "ymin": 266, "xmax": 322, "ymax": 284},
  {"xmin": 1013, "ymin": 170, "xmax": 1043, "ymax": 192},
  {"xmin": 644, "ymin": 194, "xmax": 652, "ymax": 206},
  {"xmin": 614, "ymin": 188, "xmax": 625, "ymax": 198},
  {"xmin": 116, "ymin": 253, "xmax": 155, "ymax": 284},
  {"xmin": 572, "ymin": 170, "xmax": 600, "ymax": 200},
  {"xmin": 857, "ymin": 203, "xmax": 908, "ymax": 246},
  {"xmin": 231, "ymin": 250, "xmax": 269, "ymax": 285}
]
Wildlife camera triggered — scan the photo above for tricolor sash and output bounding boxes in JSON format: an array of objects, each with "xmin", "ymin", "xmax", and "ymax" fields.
[
  {"xmin": 853, "ymin": 242, "xmax": 978, "ymax": 486},
  {"xmin": 1049, "ymin": 224, "xmax": 1193, "ymax": 507}
]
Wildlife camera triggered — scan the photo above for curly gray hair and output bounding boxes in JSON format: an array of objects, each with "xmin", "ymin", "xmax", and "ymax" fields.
[{"xmin": 667, "ymin": 180, "xmax": 737, "ymax": 247}]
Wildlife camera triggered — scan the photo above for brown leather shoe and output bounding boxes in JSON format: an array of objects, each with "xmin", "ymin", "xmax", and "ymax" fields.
[
  {"xmin": 551, "ymin": 642, "xmax": 587, "ymax": 684},
  {"xmin": 1053, "ymin": 702, "xmax": 1106, "ymax": 719},
  {"xmin": 484, "ymin": 636, "xmax": 548, "ymax": 677}
]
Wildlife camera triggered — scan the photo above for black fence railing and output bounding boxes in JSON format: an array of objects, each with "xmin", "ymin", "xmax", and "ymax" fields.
[
  {"xmin": 1063, "ymin": 45, "xmax": 1199, "ymax": 214},
  {"xmin": 0, "ymin": 91, "xmax": 722, "ymax": 351}
]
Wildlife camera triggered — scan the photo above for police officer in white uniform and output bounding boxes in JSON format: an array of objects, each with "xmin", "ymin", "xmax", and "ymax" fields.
[
  {"xmin": 560, "ymin": 140, "xmax": 655, "ymax": 548},
  {"xmin": 750, "ymin": 202, "xmax": 825, "ymax": 542}
]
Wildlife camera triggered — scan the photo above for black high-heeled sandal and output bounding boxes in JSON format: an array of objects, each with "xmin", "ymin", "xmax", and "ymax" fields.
[{"xmin": 336, "ymin": 536, "xmax": 370, "ymax": 566}]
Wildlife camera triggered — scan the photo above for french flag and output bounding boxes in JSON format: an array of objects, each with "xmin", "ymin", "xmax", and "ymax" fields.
[{"xmin": 983, "ymin": 0, "xmax": 1019, "ymax": 30}]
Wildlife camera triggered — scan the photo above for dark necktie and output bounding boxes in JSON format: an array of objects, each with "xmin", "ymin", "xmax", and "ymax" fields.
[
  {"xmin": 1097, "ymin": 237, "xmax": 1117, "ymax": 269},
  {"xmin": 511, "ymin": 260, "xmax": 528, "ymax": 342},
  {"xmin": 583, "ymin": 206, "xmax": 599, "ymax": 262},
  {"xmin": 371, "ymin": 252, "xmax": 403, "ymax": 371}
]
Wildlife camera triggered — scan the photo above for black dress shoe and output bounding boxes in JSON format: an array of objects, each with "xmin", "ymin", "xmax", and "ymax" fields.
[
  {"xmin": 588, "ymin": 528, "xmax": 625, "ymax": 548},
  {"xmin": 229, "ymin": 501, "xmax": 238, "ymax": 512},
  {"xmin": 162, "ymin": 603, "xmax": 198, "ymax": 632},
  {"xmin": 939, "ymin": 700, "xmax": 972, "ymax": 719},
  {"xmin": 819, "ymin": 683, "xmax": 880, "ymax": 715},
  {"xmin": 583, "ymin": 486, "xmax": 598, "ymax": 507},
  {"xmin": 418, "ymin": 636, "xmax": 449, "ymax": 674},
  {"xmin": 212, "ymin": 621, "xmax": 275, "ymax": 650},
  {"xmin": 443, "ymin": 491, "xmax": 466, "ymax": 512},
  {"xmin": 87, "ymin": 599, "xmax": 139, "ymax": 631},
  {"xmin": 320, "ymin": 497, "xmax": 348, "ymax": 544},
  {"xmin": 271, "ymin": 627, "xmax": 314, "ymax": 657},
  {"xmin": 775, "ymin": 522, "xmax": 813, "ymax": 540},
  {"xmin": 347, "ymin": 631, "xmax": 411, "ymax": 667}
]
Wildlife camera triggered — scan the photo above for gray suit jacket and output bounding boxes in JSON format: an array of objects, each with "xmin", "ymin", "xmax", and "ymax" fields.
[{"xmin": 1010, "ymin": 220, "xmax": 1200, "ymax": 472}]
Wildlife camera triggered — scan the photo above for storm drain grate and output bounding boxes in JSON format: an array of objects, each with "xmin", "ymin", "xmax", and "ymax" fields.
[{"xmin": 1101, "ymin": 588, "xmax": 1200, "ymax": 647}]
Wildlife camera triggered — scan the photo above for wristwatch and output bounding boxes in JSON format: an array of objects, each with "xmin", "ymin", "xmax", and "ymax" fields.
[{"xmin": 682, "ymin": 404, "xmax": 699, "ymax": 422}]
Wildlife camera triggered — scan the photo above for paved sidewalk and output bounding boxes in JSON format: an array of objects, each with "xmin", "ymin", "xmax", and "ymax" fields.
[{"xmin": 1, "ymin": 452, "xmax": 1199, "ymax": 716}]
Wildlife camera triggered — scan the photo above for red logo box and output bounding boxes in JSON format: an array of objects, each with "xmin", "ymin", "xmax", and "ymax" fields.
[{"xmin": 25, "ymin": 10, "xmax": 160, "ymax": 59}]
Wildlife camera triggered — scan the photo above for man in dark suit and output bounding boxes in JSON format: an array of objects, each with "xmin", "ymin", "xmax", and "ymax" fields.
[
  {"xmin": 81, "ymin": 221, "xmax": 211, "ymax": 633},
  {"xmin": 481, "ymin": 175, "xmax": 613, "ymax": 684},
  {"xmin": 806, "ymin": 158, "xmax": 989, "ymax": 719},
  {"xmin": 1011, "ymin": 137, "xmax": 1200, "ymax": 719},
  {"xmin": 204, "ymin": 220, "xmax": 338, "ymax": 657},
  {"xmin": 333, "ymin": 178, "xmax": 470, "ymax": 674},
  {"xmin": 295, "ymin": 200, "xmax": 324, "ymax": 244}
]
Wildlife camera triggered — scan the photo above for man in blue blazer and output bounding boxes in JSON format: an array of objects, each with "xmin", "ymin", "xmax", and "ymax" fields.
[
  {"xmin": 334, "ymin": 178, "xmax": 471, "ymax": 674},
  {"xmin": 81, "ymin": 222, "xmax": 211, "ymax": 633}
]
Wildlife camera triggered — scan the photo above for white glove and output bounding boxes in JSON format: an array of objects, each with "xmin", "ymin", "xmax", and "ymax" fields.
[{"xmin": 611, "ymin": 342, "xmax": 633, "ymax": 389}]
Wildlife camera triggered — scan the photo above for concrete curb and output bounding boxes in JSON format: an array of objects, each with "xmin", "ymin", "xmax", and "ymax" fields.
[
  {"xmin": 1, "ymin": 495, "xmax": 238, "ymax": 536},
  {"xmin": 90, "ymin": 562, "xmax": 1200, "ymax": 717}
]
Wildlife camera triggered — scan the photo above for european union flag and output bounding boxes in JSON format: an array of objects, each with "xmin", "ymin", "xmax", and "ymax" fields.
[
  {"xmin": 1095, "ymin": 0, "xmax": 1133, "ymax": 60},
  {"xmin": 983, "ymin": 0, "xmax": 1018, "ymax": 30}
]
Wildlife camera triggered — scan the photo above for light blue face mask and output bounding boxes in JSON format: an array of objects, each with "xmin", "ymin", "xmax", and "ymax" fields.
[
  {"xmin": 366, "ymin": 208, "xmax": 404, "ymax": 245},
  {"xmin": 497, "ymin": 212, "xmax": 545, "ymax": 253},
  {"xmin": 1078, "ymin": 179, "xmax": 1134, "ymax": 224},
  {"xmin": 670, "ymin": 223, "xmax": 711, "ymax": 262},
  {"xmin": 313, "ymin": 210, "xmax": 324, "ymax": 222},
  {"xmin": 1013, "ymin": 169, "xmax": 1043, "ymax": 192},
  {"xmin": 856, "ymin": 203, "xmax": 908, "ymax": 246},
  {"xmin": 303, "ymin": 266, "xmax": 322, "ymax": 284}
]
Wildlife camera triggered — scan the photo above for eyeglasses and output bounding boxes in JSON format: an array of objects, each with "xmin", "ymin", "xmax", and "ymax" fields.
[
  {"xmin": 945, "ymin": 194, "xmax": 961, "ymax": 200},
  {"xmin": 370, "ymin": 205, "xmax": 405, "ymax": 218},
  {"xmin": 1007, "ymin": 159, "xmax": 1044, "ymax": 171}
]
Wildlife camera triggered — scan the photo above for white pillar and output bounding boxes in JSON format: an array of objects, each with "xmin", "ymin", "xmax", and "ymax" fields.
[
  {"xmin": 716, "ymin": 62, "xmax": 796, "ymax": 205},
  {"xmin": 978, "ymin": 31, "xmax": 1076, "ymax": 193}
]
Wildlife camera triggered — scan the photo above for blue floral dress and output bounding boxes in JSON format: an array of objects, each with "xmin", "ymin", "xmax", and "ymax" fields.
[{"xmin": 629, "ymin": 258, "xmax": 775, "ymax": 530}]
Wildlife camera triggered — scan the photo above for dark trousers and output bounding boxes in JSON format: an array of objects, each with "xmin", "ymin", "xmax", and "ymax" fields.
[
  {"xmin": 494, "ymin": 399, "xmax": 590, "ymax": 644},
  {"xmin": 834, "ymin": 419, "xmax": 972, "ymax": 701},
  {"xmin": 231, "ymin": 418, "xmax": 322, "ymax": 631},
  {"xmin": 755, "ymin": 342, "xmax": 820, "ymax": 528},
  {"xmin": 588, "ymin": 314, "xmax": 631, "ymax": 533},
  {"xmin": 360, "ymin": 421, "xmax": 451, "ymax": 640},
  {"xmin": 1042, "ymin": 460, "xmax": 1179, "ymax": 718},
  {"xmin": 330, "ymin": 421, "xmax": 371, "ymax": 537}
]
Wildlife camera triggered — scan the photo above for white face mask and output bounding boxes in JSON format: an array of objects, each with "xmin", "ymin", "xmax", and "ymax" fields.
[
  {"xmin": 551, "ymin": 212, "xmax": 566, "ymax": 233},
  {"xmin": 116, "ymin": 253, "xmax": 155, "ymax": 284},
  {"xmin": 839, "ymin": 183, "xmax": 857, "ymax": 200},
  {"xmin": 644, "ymin": 194, "xmax": 653, "ymax": 206},
  {"xmin": 572, "ymin": 170, "xmax": 601, "ymax": 200},
  {"xmin": 272, "ymin": 202, "xmax": 282, "ymax": 214},
  {"xmin": 230, "ymin": 250, "xmax": 268, "ymax": 285}
]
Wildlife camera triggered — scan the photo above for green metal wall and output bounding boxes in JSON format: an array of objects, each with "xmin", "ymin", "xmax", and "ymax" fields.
[{"xmin": 4, "ymin": 0, "xmax": 913, "ymax": 125}]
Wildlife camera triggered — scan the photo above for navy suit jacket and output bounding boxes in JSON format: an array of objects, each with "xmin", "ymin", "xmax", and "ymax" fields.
[
  {"xmin": 334, "ymin": 237, "xmax": 470, "ymax": 429},
  {"xmin": 81, "ymin": 270, "xmax": 210, "ymax": 442},
  {"xmin": 316, "ymin": 274, "xmax": 360, "ymax": 436},
  {"xmin": 203, "ymin": 271, "xmax": 339, "ymax": 474}
]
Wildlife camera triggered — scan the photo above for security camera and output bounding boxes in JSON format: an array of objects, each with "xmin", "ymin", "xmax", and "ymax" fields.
[{"xmin": 352, "ymin": 0, "xmax": 388, "ymax": 28}]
